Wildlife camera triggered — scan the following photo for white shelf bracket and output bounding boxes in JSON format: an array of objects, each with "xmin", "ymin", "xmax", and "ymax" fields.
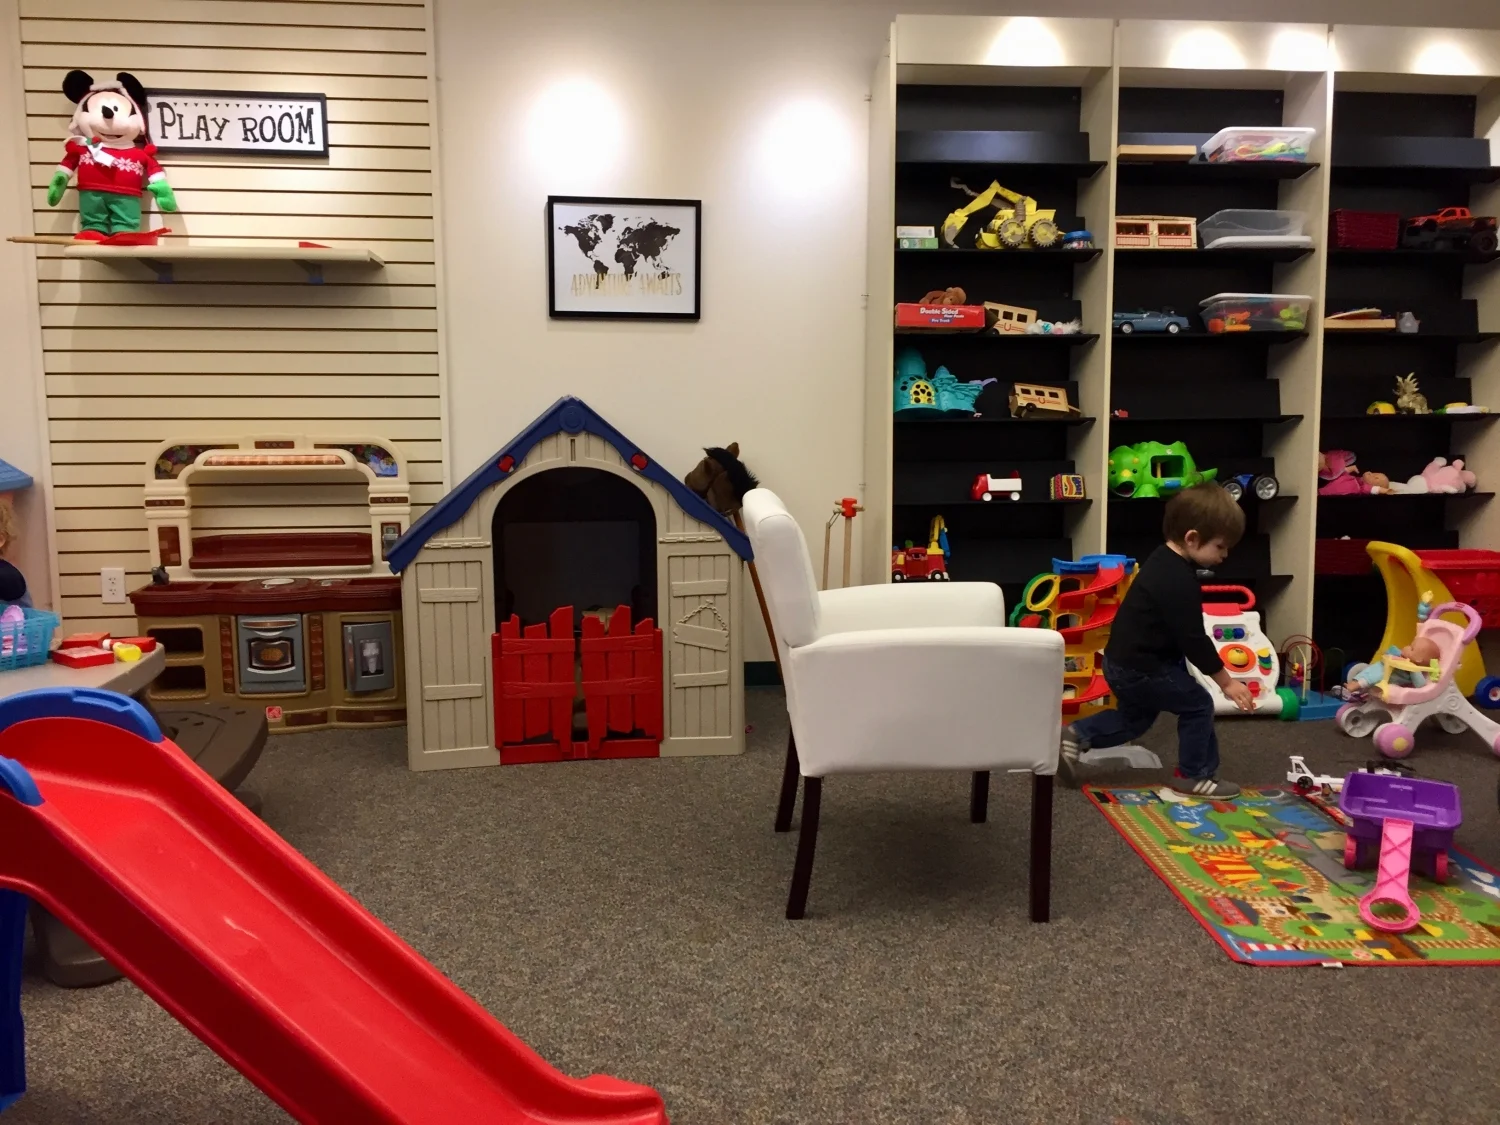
[
  {"xmin": 140, "ymin": 258, "xmax": 174, "ymax": 283},
  {"xmin": 296, "ymin": 260, "xmax": 326, "ymax": 285}
]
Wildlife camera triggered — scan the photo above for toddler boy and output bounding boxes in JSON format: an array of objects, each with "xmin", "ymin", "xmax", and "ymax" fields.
[{"xmin": 1061, "ymin": 483, "xmax": 1254, "ymax": 797}]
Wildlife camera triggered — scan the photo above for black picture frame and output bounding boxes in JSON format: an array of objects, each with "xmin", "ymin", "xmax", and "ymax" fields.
[{"xmin": 546, "ymin": 195, "xmax": 702, "ymax": 321}]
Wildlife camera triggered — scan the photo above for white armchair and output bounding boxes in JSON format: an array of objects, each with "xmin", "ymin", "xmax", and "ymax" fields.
[{"xmin": 741, "ymin": 489, "xmax": 1064, "ymax": 922}]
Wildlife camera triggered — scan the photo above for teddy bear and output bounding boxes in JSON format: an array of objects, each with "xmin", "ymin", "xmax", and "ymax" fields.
[
  {"xmin": 919, "ymin": 287, "xmax": 967, "ymax": 306},
  {"xmin": 47, "ymin": 70, "xmax": 177, "ymax": 240}
]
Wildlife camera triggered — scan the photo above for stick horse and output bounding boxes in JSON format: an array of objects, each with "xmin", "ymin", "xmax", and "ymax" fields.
[{"xmin": 684, "ymin": 442, "xmax": 778, "ymax": 672}]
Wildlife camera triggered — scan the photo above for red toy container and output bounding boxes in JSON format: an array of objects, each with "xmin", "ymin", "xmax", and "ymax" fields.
[
  {"xmin": 1315, "ymin": 537, "xmax": 1372, "ymax": 576},
  {"xmin": 1415, "ymin": 549, "xmax": 1500, "ymax": 629},
  {"xmin": 893, "ymin": 303, "xmax": 985, "ymax": 330},
  {"xmin": 1329, "ymin": 210, "xmax": 1401, "ymax": 250}
]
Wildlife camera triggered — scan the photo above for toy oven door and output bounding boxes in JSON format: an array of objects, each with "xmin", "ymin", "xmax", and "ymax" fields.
[{"xmin": 236, "ymin": 615, "xmax": 307, "ymax": 694}]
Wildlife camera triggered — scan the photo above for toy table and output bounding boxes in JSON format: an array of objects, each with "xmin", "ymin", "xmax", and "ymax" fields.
[{"xmin": 0, "ymin": 644, "xmax": 164, "ymax": 701}]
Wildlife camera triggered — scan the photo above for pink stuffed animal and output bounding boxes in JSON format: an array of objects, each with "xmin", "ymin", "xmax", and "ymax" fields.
[
  {"xmin": 1387, "ymin": 456, "xmax": 1478, "ymax": 494},
  {"xmin": 1421, "ymin": 456, "xmax": 1476, "ymax": 494}
]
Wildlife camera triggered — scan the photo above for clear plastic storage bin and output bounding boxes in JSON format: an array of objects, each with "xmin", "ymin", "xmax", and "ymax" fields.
[
  {"xmin": 1198, "ymin": 292, "xmax": 1311, "ymax": 333},
  {"xmin": 1199, "ymin": 209, "xmax": 1310, "ymax": 249},
  {"xmin": 1201, "ymin": 126, "xmax": 1314, "ymax": 163}
]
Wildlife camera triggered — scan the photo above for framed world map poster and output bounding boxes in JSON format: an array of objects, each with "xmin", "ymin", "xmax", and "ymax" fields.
[{"xmin": 547, "ymin": 196, "xmax": 701, "ymax": 320}]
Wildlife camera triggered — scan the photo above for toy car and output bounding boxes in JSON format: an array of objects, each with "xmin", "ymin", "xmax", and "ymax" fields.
[
  {"xmin": 1286, "ymin": 756, "xmax": 1411, "ymax": 796},
  {"xmin": 891, "ymin": 544, "xmax": 949, "ymax": 581},
  {"xmin": 1009, "ymin": 382, "xmax": 1081, "ymax": 419},
  {"xmin": 1113, "ymin": 309, "xmax": 1191, "ymax": 335},
  {"xmin": 1401, "ymin": 207, "xmax": 1498, "ymax": 255},
  {"xmin": 1221, "ymin": 473, "xmax": 1280, "ymax": 502},
  {"xmin": 972, "ymin": 472, "xmax": 1023, "ymax": 501}
]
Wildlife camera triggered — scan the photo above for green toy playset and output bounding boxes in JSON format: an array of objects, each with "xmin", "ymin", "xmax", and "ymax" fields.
[{"xmin": 1108, "ymin": 441, "xmax": 1217, "ymax": 498}]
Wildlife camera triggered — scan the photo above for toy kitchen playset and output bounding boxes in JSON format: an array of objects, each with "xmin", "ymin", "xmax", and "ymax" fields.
[{"xmin": 127, "ymin": 435, "xmax": 411, "ymax": 732}]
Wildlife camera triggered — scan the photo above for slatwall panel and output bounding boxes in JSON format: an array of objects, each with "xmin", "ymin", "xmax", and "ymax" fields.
[{"xmin": 19, "ymin": 0, "xmax": 442, "ymax": 632}]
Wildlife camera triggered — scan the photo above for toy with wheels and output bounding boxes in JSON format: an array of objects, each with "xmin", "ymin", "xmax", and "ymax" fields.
[
  {"xmin": 1336, "ymin": 599, "xmax": 1500, "ymax": 758},
  {"xmin": 1187, "ymin": 586, "xmax": 1297, "ymax": 717},
  {"xmin": 1340, "ymin": 771, "xmax": 1462, "ymax": 931},
  {"xmin": 1221, "ymin": 472, "xmax": 1279, "ymax": 502},
  {"xmin": 971, "ymin": 472, "xmax": 1022, "ymax": 501},
  {"xmin": 1364, "ymin": 541, "xmax": 1489, "ymax": 699}
]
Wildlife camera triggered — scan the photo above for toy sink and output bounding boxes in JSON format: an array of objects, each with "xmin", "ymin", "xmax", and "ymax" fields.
[{"xmin": 1339, "ymin": 771, "xmax": 1461, "ymax": 830}]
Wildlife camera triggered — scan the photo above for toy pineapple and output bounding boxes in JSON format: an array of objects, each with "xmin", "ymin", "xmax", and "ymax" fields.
[{"xmin": 1395, "ymin": 373, "xmax": 1430, "ymax": 415}]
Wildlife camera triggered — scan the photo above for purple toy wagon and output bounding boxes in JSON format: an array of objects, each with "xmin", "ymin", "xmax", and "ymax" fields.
[{"xmin": 1339, "ymin": 771, "xmax": 1462, "ymax": 882}]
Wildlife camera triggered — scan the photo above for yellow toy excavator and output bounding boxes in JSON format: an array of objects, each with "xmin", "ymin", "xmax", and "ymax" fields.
[{"xmin": 942, "ymin": 179, "xmax": 1061, "ymax": 250}]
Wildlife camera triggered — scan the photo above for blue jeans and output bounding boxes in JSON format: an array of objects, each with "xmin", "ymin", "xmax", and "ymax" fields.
[{"xmin": 1071, "ymin": 656, "xmax": 1220, "ymax": 780}]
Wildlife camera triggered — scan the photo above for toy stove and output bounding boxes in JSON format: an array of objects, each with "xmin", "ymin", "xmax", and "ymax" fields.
[{"xmin": 130, "ymin": 434, "xmax": 411, "ymax": 733}]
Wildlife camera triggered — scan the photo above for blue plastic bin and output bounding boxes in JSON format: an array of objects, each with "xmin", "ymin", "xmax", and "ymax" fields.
[{"xmin": 0, "ymin": 609, "xmax": 60, "ymax": 673}]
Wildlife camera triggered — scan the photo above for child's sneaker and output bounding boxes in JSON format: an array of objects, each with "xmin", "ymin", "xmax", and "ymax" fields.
[
  {"xmin": 1059, "ymin": 725, "xmax": 1086, "ymax": 787},
  {"xmin": 1169, "ymin": 774, "xmax": 1241, "ymax": 799}
]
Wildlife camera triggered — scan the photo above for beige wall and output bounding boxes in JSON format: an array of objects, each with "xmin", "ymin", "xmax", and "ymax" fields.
[
  {"xmin": 9, "ymin": 0, "xmax": 445, "ymax": 634},
  {"xmin": 0, "ymin": 0, "xmax": 54, "ymax": 612},
  {"xmin": 434, "ymin": 1, "xmax": 1500, "ymax": 664}
]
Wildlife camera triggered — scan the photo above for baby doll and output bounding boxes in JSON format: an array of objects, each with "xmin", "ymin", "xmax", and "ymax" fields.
[
  {"xmin": 1344, "ymin": 635, "xmax": 1441, "ymax": 699},
  {"xmin": 0, "ymin": 502, "xmax": 26, "ymax": 606}
]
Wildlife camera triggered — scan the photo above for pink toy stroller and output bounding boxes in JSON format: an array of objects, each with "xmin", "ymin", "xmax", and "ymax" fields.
[{"xmin": 1337, "ymin": 601, "xmax": 1500, "ymax": 758}]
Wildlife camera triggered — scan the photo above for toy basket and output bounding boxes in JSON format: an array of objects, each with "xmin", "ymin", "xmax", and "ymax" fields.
[
  {"xmin": 1329, "ymin": 210, "xmax": 1401, "ymax": 250},
  {"xmin": 1315, "ymin": 538, "xmax": 1373, "ymax": 576},
  {"xmin": 0, "ymin": 607, "xmax": 61, "ymax": 671},
  {"xmin": 1415, "ymin": 549, "xmax": 1500, "ymax": 629}
]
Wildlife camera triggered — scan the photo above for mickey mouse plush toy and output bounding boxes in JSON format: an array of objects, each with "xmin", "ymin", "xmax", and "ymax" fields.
[{"xmin": 47, "ymin": 70, "xmax": 177, "ymax": 240}]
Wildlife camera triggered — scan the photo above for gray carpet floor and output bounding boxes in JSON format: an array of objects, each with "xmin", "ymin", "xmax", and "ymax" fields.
[{"xmin": 10, "ymin": 687, "xmax": 1500, "ymax": 1124}]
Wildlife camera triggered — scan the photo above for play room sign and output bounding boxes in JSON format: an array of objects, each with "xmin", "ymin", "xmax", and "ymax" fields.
[{"xmin": 147, "ymin": 90, "xmax": 329, "ymax": 157}]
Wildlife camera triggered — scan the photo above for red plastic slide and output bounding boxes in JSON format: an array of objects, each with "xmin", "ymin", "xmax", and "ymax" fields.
[
  {"xmin": 1054, "ymin": 563, "xmax": 1125, "ymax": 614},
  {"xmin": 0, "ymin": 689, "xmax": 667, "ymax": 1124}
]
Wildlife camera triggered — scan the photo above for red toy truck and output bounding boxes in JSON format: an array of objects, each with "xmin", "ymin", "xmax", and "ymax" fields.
[
  {"xmin": 891, "ymin": 544, "xmax": 949, "ymax": 581},
  {"xmin": 1402, "ymin": 207, "xmax": 1498, "ymax": 255}
]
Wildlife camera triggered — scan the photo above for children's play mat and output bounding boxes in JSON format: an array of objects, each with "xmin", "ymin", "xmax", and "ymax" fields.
[{"xmin": 1086, "ymin": 786, "xmax": 1500, "ymax": 965}]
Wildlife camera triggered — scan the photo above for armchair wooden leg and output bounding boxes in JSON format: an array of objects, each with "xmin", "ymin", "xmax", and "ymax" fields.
[
  {"xmin": 1030, "ymin": 773, "xmax": 1054, "ymax": 923},
  {"xmin": 970, "ymin": 770, "xmax": 990, "ymax": 824},
  {"xmin": 785, "ymin": 776, "xmax": 821, "ymax": 920},
  {"xmin": 774, "ymin": 729, "xmax": 799, "ymax": 833}
]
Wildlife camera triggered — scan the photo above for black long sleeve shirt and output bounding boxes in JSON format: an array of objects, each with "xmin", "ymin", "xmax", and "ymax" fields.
[
  {"xmin": 1104, "ymin": 545, "xmax": 1221, "ymax": 677},
  {"xmin": 0, "ymin": 560, "xmax": 26, "ymax": 603}
]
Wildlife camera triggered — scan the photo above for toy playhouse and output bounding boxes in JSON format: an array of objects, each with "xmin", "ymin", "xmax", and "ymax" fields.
[{"xmin": 387, "ymin": 397, "xmax": 750, "ymax": 771}]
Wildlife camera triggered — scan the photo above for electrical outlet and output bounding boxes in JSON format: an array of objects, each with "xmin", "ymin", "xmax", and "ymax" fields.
[{"xmin": 100, "ymin": 567, "xmax": 127, "ymax": 604}]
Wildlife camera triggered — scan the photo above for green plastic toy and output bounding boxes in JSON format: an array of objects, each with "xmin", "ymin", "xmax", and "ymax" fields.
[{"xmin": 1108, "ymin": 440, "xmax": 1217, "ymax": 498}]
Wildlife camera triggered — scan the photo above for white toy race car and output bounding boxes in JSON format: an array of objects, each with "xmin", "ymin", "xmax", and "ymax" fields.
[
  {"xmin": 1188, "ymin": 585, "xmax": 1292, "ymax": 717},
  {"xmin": 1287, "ymin": 755, "xmax": 1411, "ymax": 795}
]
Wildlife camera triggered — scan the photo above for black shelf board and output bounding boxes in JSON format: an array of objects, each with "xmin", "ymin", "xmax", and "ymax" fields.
[
  {"xmin": 1112, "ymin": 414, "xmax": 1303, "ymax": 425},
  {"xmin": 1110, "ymin": 493, "xmax": 1298, "ymax": 505},
  {"xmin": 893, "ymin": 498, "xmax": 1092, "ymax": 509},
  {"xmin": 1115, "ymin": 159, "xmax": 1318, "ymax": 185},
  {"xmin": 894, "ymin": 330, "xmax": 1099, "ymax": 346},
  {"xmin": 898, "ymin": 159, "xmax": 1107, "ymax": 177},
  {"xmin": 1331, "ymin": 164, "xmax": 1500, "ymax": 187},
  {"xmin": 1323, "ymin": 330, "xmax": 1500, "ymax": 344},
  {"xmin": 1112, "ymin": 330, "xmax": 1308, "ymax": 344},
  {"xmin": 1329, "ymin": 247, "xmax": 1500, "ymax": 266},
  {"xmin": 1321, "ymin": 412, "xmax": 1495, "ymax": 423},
  {"xmin": 1315, "ymin": 491, "xmax": 1495, "ymax": 502},
  {"xmin": 895, "ymin": 415, "xmax": 1094, "ymax": 427},
  {"xmin": 1115, "ymin": 245, "xmax": 1312, "ymax": 265},
  {"xmin": 895, "ymin": 247, "xmax": 1102, "ymax": 262}
]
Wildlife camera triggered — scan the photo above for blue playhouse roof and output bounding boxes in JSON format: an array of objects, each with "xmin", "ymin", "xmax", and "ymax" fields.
[
  {"xmin": 0, "ymin": 460, "xmax": 33, "ymax": 493},
  {"xmin": 386, "ymin": 397, "xmax": 753, "ymax": 573}
]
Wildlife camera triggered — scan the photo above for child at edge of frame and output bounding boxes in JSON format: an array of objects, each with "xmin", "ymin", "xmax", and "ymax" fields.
[{"xmin": 1061, "ymin": 482, "xmax": 1254, "ymax": 798}]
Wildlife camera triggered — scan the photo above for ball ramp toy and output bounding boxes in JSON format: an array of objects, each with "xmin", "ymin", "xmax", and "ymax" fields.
[{"xmin": 0, "ymin": 688, "xmax": 667, "ymax": 1124}]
